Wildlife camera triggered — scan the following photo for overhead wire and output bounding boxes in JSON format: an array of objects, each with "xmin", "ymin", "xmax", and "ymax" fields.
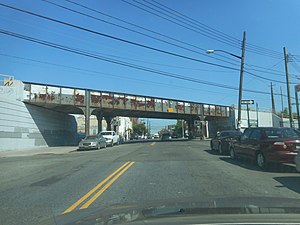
[
  {"xmin": 149, "ymin": 0, "xmax": 283, "ymax": 58},
  {"xmin": 42, "ymin": 0, "xmax": 240, "ymax": 67},
  {"xmin": 63, "ymin": 0, "xmax": 241, "ymax": 64},
  {"xmin": 124, "ymin": 0, "xmax": 283, "ymax": 59},
  {"xmin": 0, "ymin": 28, "xmax": 285, "ymax": 97},
  {"xmin": 143, "ymin": 0, "xmax": 284, "ymax": 58},
  {"xmin": 0, "ymin": 2, "xmax": 241, "ymax": 71},
  {"xmin": 0, "ymin": 2, "xmax": 293, "ymax": 93},
  {"xmin": 61, "ymin": 0, "xmax": 293, "ymax": 80},
  {"xmin": 150, "ymin": 0, "xmax": 241, "ymax": 44},
  {"xmin": 0, "ymin": 53, "xmax": 237, "ymax": 96},
  {"xmin": 43, "ymin": 0, "xmax": 290, "ymax": 80},
  {"xmin": 122, "ymin": 0, "xmax": 242, "ymax": 49}
]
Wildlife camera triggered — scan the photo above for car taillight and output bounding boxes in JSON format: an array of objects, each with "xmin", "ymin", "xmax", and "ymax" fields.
[{"xmin": 272, "ymin": 142, "xmax": 287, "ymax": 150}]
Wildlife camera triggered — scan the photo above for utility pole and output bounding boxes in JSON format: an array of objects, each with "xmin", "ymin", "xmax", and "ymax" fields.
[
  {"xmin": 237, "ymin": 31, "xmax": 246, "ymax": 130},
  {"xmin": 280, "ymin": 86, "xmax": 284, "ymax": 127},
  {"xmin": 295, "ymin": 85, "xmax": 300, "ymax": 130},
  {"xmin": 256, "ymin": 103, "xmax": 259, "ymax": 127},
  {"xmin": 246, "ymin": 103, "xmax": 250, "ymax": 127},
  {"xmin": 283, "ymin": 47, "xmax": 293, "ymax": 128},
  {"xmin": 181, "ymin": 120, "xmax": 185, "ymax": 138},
  {"xmin": 270, "ymin": 82, "xmax": 276, "ymax": 113}
]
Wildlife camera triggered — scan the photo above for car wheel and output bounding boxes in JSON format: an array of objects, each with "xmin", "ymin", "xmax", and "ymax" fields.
[
  {"xmin": 218, "ymin": 144, "xmax": 223, "ymax": 155},
  {"xmin": 97, "ymin": 144, "xmax": 100, "ymax": 150},
  {"xmin": 256, "ymin": 152, "xmax": 267, "ymax": 169},
  {"xmin": 230, "ymin": 147, "xmax": 236, "ymax": 160}
]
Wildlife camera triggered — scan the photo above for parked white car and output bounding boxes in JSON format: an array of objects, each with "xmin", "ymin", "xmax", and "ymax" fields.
[{"xmin": 100, "ymin": 131, "xmax": 119, "ymax": 147}]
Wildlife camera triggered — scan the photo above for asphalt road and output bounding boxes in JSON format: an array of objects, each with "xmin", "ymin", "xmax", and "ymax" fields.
[{"xmin": 1, "ymin": 140, "xmax": 300, "ymax": 225}]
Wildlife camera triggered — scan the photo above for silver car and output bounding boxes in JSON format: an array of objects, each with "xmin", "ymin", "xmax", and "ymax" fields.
[{"xmin": 78, "ymin": 135, "xmax": 107, "ymax": 150}]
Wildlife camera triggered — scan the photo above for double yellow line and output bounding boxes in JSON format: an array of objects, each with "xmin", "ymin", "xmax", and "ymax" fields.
[{"xmin": 63, "ymin": 161, "xmax": 135, "ymax": 214}]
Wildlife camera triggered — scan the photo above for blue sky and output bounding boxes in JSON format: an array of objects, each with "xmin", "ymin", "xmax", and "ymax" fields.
[{"xmin": 1, "ymin": 0, "xmax": 300, "ymax": 132}]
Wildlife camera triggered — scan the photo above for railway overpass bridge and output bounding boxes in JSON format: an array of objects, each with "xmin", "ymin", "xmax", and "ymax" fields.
[{"xmin": 22, "ymin": 82, "xmax": 232, "ymax": 138}]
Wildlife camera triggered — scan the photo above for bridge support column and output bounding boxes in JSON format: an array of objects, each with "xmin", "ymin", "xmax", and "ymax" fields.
[
  {"xmin": 84, "ymin": 90, "xmax": 91, "ymax": 136},
  {"xmin": 187, "ymin": 119, "xmax": 195, "ymax": 139},
  {"xmin": 105, "ymin": 116, "xmax": 112, "ymax": 131},
  {"xmin": 96, "ymin": 112, "xmax": 103, "ymax": 133}
]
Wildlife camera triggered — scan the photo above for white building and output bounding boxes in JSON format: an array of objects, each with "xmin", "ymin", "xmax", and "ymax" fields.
[
  {"xmin": 207, "ymin": 107, "xmax": 299, "ymax": 138},
  {"xmin": 236, "ymin": 108, "xmax": 298, "ymax": 130},
  {"xmin": 115, "ymin": 117, "xmax": 132, "ymax": 140},
  {"xmin": 73, "ymin": 115, "xmax": 133, "ymax": 139}
]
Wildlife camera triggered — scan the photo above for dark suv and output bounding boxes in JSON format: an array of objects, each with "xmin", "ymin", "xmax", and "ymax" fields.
[
  {"xmin": 210, "ymin": 130, "xmax": 242, "ymax": 155},
  {"xmin": 229, "ymin": 127, "xmax": 300, "ymax": 169}
]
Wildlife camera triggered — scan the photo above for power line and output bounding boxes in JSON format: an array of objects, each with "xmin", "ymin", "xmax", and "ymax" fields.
[
  {"xmin": 63, "ymin": 0, "xmax": 241, "ymax": 65},
  {"xmin": 143, "ymin": 0, "xmax": 241, "ymax": 47},
  {"xmin": 0, "ymin": 28, "xmax": 283, "ymax": 97},
  {"xmin": 145, "ymin": 0, "xmax": 284, "ymax": 58},
  {"xmin": 150, "ymin": 0, "xmax": 241, "ymax": 44},
  {"xmin": 61, "ymin": 0, "xmax": 294, "ymax": 81},
  {"xmin": 2, "ymin": 1, "xmax": 287, "ymax": 83},
  {"xmin": 0, "ymin": 2, "xmax": 241, "ymax": 71},
  {"xmin": 125, "ymin": 0, "xmax": 283, "ymax": 59},
  {"xmin": 42, "ymin": 0, "xmax": 240, "ymax": 67},
  {"xmin": 150, "ymin": 0, "xmax": 283, "ymax": 58},
  {"xmin": 57, "ymin": 0, "xmax": 293, "ymax": 80},
  {"xmin": 245, "ymin": 67, "xmax": 285, "ymax": 77},
  {"xmin": 0, "ymin": 53, "xmax": 238, "ymax": 96},
  {"xmin": 122, "ymin": 0, "xmax": 242, "ymax": 49},
  {"xmin": 244, "ymin": 70, "xmax": 296, "ymax": 84}
]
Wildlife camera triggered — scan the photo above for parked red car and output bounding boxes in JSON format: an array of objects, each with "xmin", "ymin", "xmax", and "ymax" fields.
[{"xmin": 229, "ymin": 127, "xmax": 300, "ymax": 169}]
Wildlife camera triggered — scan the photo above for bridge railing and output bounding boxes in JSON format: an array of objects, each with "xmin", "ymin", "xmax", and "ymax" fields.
[{"xmin": 23, "ymin": 82, "xmax": 230, "ymax": 117}]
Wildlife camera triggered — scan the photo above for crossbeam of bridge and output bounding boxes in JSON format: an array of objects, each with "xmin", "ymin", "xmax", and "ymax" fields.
[{"xmin": 23, "ymin": 82, "xmax": 232, "ymax": 138}]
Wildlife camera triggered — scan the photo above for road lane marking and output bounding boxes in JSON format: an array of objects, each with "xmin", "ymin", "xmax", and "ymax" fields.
[
  {"xmin": 150, "ymin": 142, "xmax": 156, "ymax": 146},
  {"xmin": 80, "ymin": 161, "xmax": 135, "ymax": 209},
  {"xmin": 63, "ymin": 161, "xmax": 131, "ymax": 214}
]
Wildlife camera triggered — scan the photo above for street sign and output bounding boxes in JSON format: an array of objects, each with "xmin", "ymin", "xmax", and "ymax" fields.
[{"xmin": 241, "ymin": 99, "xmax": 254, "ymax": 105}]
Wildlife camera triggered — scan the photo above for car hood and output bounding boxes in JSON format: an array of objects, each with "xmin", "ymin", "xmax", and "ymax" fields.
[{"xmin": 43, "ymin": 197, "xmax": 300, "ymax": 225}]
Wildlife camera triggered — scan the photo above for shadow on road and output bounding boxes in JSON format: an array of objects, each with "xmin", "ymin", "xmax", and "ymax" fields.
[
  {"xmin": 219, "ymin": 157, "xmax": 296, "ymax": 173},
  {"xmin": 274, "ymin": 176, "xmax": 300, "ymax": 194},
  {"xmin": 204, "ymin": 149, "xmax": 221, "ymax": 156}
]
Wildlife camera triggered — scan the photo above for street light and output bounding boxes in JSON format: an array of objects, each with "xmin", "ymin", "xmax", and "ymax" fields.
[
  {"xmin": 206, "ymin": 32, "xmax": 246, "ymax": 130},
  {"xmin": 206, "ymin": 50, "xmax": 241, "ymax": 60}
]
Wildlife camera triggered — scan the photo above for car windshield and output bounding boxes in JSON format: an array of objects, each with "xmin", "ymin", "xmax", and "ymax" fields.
[
  {"xmin": 101, "ymin": 132, "xmax": 113, "ymax": 135},
  {"xmin": 221, "ymin": 131, "xmax": 241, "ymax": 137},
  {"xmin": 85, "ymin": 135, "xmax": 97, "ymax": 140},
  {"xmin": 265, "ymin": 128, "xmax": 300, "ymax": 139},
  {"xmin": 3, "ymin": 1, "xmax": 300, "ymax": 225}
]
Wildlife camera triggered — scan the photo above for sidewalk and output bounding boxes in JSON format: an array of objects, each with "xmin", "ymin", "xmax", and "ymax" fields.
[{"xmin": 0, "ymin": 146, "xmax": 78, "ymax": 158}]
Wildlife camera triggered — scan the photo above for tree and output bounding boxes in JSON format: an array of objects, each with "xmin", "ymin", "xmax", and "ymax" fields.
[
  {"xmin": 159, "ymin": 128, "xmax": 169, "ymax": 135},
  {"xmin": 133, "ymin": 123, "xmax": 147, "ymax": 135}
]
